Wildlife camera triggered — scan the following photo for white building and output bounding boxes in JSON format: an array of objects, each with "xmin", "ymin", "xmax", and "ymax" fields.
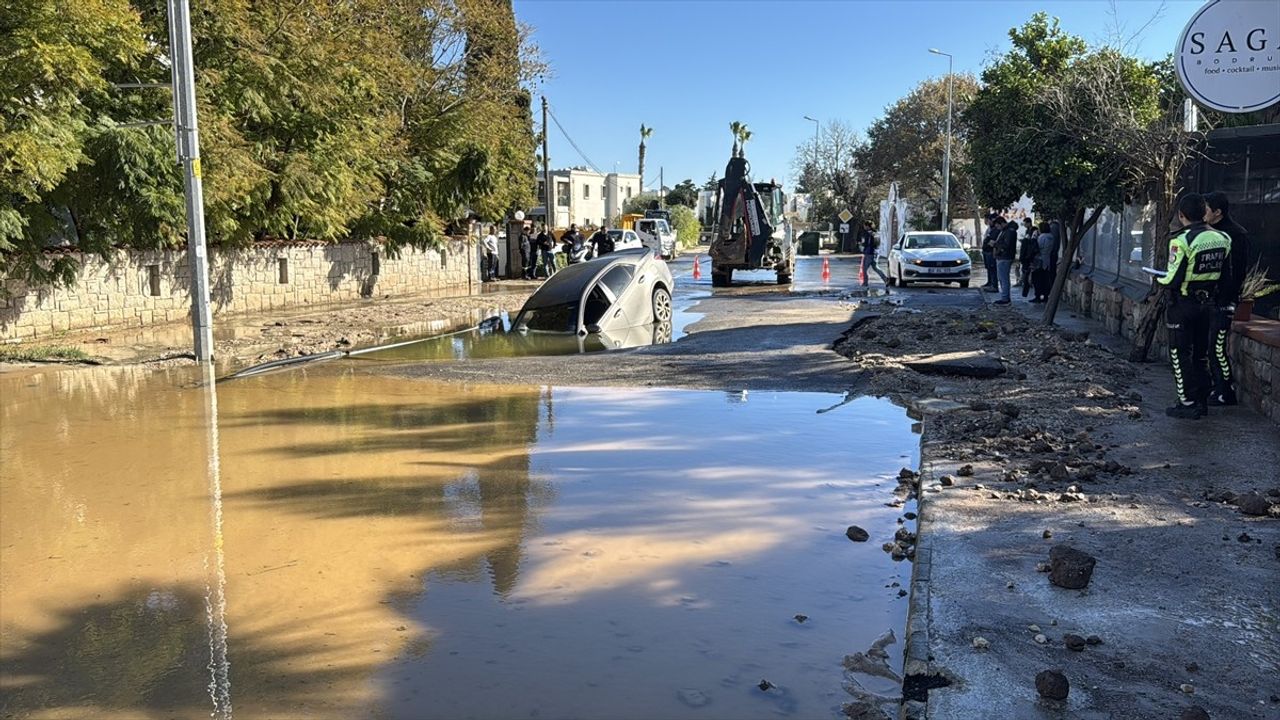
[{"xmin": 535, "ymin": 168, "xmax": 642, "ymax": 230}]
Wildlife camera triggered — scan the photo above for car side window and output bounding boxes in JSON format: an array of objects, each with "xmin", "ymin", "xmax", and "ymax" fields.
[{"xmin": 599, "ymin": 265, "xmax": 634, "ymax": 298}]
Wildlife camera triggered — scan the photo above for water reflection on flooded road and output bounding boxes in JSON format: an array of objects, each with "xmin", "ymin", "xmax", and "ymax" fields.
[{"xmin": 1, "ymin": 364, "xmax": 916, "ymax": 719}]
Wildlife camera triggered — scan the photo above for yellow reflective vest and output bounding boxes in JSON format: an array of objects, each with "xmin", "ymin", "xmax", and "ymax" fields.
[{"xmin": 1158, "ymin": 225, "xmax": 1231, "ymax": 296}]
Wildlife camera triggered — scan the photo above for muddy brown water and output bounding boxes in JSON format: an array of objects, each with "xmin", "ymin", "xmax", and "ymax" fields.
[{"xmin": 0, "ymin": 362, "xmax": 917, "ymax": 719}]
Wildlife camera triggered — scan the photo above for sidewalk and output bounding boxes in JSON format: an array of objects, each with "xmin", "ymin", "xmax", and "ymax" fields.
[
  {"xmin": 0, "ymin": 281, "xmax": 539, "ymax": 369},
  {"xmin": 897, "ymin": 287, "xmax": 1280, "ymax": 718}
]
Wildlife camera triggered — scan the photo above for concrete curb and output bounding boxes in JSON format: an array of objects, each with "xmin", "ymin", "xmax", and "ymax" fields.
[{"xmin": 899, "ymin": 437, "xmax": 944, "ymax": 720}]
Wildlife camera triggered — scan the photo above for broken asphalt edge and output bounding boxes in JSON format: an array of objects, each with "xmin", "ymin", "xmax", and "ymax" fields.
[{"xmin": 899, "ymin": 431, "xmax": 946, "ymax": 720}]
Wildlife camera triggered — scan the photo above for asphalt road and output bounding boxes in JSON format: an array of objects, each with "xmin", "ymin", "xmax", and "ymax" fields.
[{"xmin": 366, "ymin": 254, "xmax": 982, "ymax": 390}]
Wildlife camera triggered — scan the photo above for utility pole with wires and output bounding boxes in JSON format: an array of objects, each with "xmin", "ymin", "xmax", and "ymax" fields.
[
  {"xmin": 659, "ymin": 167, "xmax": 664, "ymax": 209},
  {"xmin": 169, "ymin": 0, "xmax": 214, "ymax": 362},
  {"xmin": 541, "ymin": 96, "xmax": 552, "ymax": 229}
]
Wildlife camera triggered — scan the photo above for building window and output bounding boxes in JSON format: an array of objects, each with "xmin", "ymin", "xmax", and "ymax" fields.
[
  {"xmin": 146, "ymin": 264, "xmax": 161, "ymax": 296},
  {"xmin": 602, "ymin": 184, "xmax": 607, "ymax": 199},
  {"xmin": 277, "ymin": 258, "xmax": 289, "ymax": 284},
  {"xmin": 537, "ymin": 180, "xmax": 546, "ymax": 204},
  {"xmin": 583, "ymin": 183, "xmax": 590, "ymax": 199},
  {"xmin": 371, "ymin": 251, "xmax": 381, "ymax": 276},
  {"xmin": 626, "ymin": 186, "xmax": 633, "ymax": 199},
  {"xmin": 556, "ymin": 181, "xmax": 570, "ymax": 207}
]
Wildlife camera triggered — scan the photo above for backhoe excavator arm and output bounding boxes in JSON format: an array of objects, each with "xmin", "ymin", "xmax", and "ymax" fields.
[{"xmin": 714, "ymin": 157, "xmax": 773, "ymax": 267}]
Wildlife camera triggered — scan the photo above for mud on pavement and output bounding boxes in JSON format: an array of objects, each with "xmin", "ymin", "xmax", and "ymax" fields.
[{"xmin": 833, "ymin": 300, "xmax": 1280, "ymax": 720}]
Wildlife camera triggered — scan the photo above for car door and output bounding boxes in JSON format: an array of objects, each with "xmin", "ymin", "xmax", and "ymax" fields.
[{"xmin": 583, "ymin": 264, "xmax": 635, "ymax": 332}]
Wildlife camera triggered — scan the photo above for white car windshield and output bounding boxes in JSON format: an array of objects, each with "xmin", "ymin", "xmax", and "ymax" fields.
[{"xmin": 904, "ymin": 234, "xmax": 960, "ymax": 249}]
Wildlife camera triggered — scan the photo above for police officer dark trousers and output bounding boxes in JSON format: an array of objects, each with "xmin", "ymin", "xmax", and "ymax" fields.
[
  {"xmin": 1205, "ymin": 191, "xmax": 1251, "ymax": 405},
  {"xmin": 1159, "ymin": 194, "xmax": 1231, "ymax": 420}
]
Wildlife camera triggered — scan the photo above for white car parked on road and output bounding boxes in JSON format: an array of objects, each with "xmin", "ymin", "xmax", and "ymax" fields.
[{"xmin": 887, "ymin": 231, "xmax": 972, "ymax": 288}]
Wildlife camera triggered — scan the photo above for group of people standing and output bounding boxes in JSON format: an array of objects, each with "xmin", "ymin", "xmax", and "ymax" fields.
[
  {"xmin": 981, "ymin": 215, "xmax": 1059, "ymax": 304},
  {"xmin": 484, "ymin": 223, "xmax": 620, "ymax": 282}
]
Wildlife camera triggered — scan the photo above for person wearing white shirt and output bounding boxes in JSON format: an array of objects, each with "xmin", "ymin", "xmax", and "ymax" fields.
[{"xmin": 482, "ymin": 226, "xmax": 499, "ymax": 281}]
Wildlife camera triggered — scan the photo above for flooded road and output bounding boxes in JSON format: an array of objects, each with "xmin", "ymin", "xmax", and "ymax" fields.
[{"xmin": 1, "ymin": 362, "xmax": 917, "ymax": 719}]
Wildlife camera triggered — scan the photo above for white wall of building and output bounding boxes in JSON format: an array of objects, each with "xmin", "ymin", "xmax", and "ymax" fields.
[{"xmin": 537, "ymin": 169, "xmax": 641, "ymax": 230}]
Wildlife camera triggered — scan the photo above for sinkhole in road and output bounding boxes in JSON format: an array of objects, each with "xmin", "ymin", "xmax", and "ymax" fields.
[{"xmin": 0, "ymin": 364, "xmax": 919, "ymax": 719}]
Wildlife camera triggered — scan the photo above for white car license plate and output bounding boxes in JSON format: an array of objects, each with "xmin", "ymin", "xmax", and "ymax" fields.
[{"xmin": 926, "ymin": 266, "xmax": 952, "ymax": 274}]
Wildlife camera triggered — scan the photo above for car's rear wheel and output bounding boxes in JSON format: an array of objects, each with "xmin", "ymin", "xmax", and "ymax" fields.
[{"xmin": 652, "ymin": 286, "xmax": 672, "ymax": 323}]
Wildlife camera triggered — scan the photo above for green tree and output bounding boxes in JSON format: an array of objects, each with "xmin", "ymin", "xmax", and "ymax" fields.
[
  {"xmin": 855, "ymin": 74, "xmax": 981, "ymax": 232},
  {"xmin": 665, "ymin": 179, "xmax": 698, "ymax": 208},
  {"xmin": 667, "ymin": 204, "xmax": 700, "ymax": 249},
  {"xmin": 702, "ymin": 173, "xmax": 718, "ymax": 191},
  {"xmin": 1, "ymin": 0, "xmax": 544, "ymax": 288},
  {"xmin": 728, "ymin": 121, "xmax": 744, "ymax": 157},
  {"xmin": 622, "ymin": 192, "xmax": 661, "ymax": 215},
  {"xmin": 638, "ymin": 124, "xmax": 652, "ymax": 187},
  {"xmin": 966, "ymin": 13, "xmax": 1129, "ymax": 324},
  {"xmin": 0, "ymin": 0, "xmax": 150, "ymax": 285}
]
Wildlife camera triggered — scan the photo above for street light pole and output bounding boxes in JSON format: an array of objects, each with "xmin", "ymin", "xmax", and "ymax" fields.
[
  {"xmin": 802, "ymin": 115, "xmax": 819, "ymax": 179},
  {"xmin": 168, "ymin": 0, "xmax": 214, "ymax": 362},
  {"xmin": 929, "ymin": 48, "xmax": 953, "ymax": 234}
]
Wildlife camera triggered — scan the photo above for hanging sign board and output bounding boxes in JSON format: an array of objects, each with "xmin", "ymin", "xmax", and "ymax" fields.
[{"xmin": 1176, "ymin": 0, "xmax": 1280, "ymax": 113}]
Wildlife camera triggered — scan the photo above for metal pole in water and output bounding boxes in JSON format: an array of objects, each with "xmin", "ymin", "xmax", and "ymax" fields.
[{"xmin": 169, "ymin": 0, "xmax": 214, "ymax": 362}]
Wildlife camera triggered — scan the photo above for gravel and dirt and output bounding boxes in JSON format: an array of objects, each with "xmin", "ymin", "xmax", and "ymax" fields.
[
  {"xmin": 1, "ymin": 285, "xmax": 536, "ymax": 369},
  {"xmin": 832, "ymin": 296, "xmax": 1280, "ymax": 720}
]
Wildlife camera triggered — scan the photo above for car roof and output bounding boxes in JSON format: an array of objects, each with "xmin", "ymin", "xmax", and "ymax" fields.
[{"xmin": 522, "ymin": 252, "xmax": 646, "ymax": 308}]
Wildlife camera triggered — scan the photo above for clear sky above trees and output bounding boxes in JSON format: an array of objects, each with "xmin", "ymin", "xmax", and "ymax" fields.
[{"xmin": 517, "ymin": 0, "xmax": 1196, "ymax": 189}]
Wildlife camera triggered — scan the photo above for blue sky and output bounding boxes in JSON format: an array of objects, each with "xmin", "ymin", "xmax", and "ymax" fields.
[{"xmin": 515, "ymin": 0, "xmax": 1200, "ymax": 190}]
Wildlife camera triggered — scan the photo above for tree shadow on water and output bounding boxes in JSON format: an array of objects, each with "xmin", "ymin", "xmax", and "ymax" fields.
[{"xmin": 0, "ymin": 585, "xmax": 377, "ymax": 718}]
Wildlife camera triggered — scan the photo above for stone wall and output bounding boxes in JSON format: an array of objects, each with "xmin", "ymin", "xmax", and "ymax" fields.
[
  {"xmin": 1, "ymin": 239, "xmax": 478, "ymax": 341},
  {"xmin": 1062, "ymin": 272, "xmax": 1279, "ymax": 424}
]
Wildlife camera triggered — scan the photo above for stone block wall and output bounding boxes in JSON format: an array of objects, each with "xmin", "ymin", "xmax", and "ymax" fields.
[
  {"xmin": 1063, "ymin": 272, "xmax": 1279, "ymax": 425},
  {"xmin": 1, "ymin": 239, "xmax": 477, "ymax": 341}
]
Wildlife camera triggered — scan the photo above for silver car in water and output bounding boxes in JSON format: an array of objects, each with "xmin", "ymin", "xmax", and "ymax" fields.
[{"xmin": 514, "ymin": 249, "xmax": 674, "ymax": 337}]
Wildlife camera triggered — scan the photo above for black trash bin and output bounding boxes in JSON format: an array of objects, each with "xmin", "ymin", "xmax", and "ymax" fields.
[{"xmin": 798, "ymin": 231, "xmax": 821, "ymax": 256}]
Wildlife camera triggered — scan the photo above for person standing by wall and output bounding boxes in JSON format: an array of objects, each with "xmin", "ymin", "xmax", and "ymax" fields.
[
  {"xmin": 481, "ymin": 225, "xmax": 500, "ymax": 282},
  {"xmin": 981, "ymin": 215, "xmax": 1000, "ymax": 290},
  {"xmin": 535, "ymin": 225, "xmax": 556, "ymax": 278},
  {"xmin": 518, "ymin": 224, "xmax": 534, "ymax": 280},
  {"xmin": 1032, "ymin": 221, "xmax": 1054, "ymax": 302},
  {"xmin": 1204, "ymin": 191, "xmax": 1251, "ymax": 406},
  {"xmin": 992, "ymin": 217, "xmax": 1017, "ymax": 305},
  {"xmin": 1158, "ymin": 193, "xmax": 1231, "ymax": 419},
  {"xmin": 1019, "ymin": 218, "xmax": 1039, "ymax": 299}
]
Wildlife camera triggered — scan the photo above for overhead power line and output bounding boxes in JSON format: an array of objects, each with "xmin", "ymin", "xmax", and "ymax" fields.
[{"xmin": 545, "ymin": 104, "xmax": 603, "ymax": 175}]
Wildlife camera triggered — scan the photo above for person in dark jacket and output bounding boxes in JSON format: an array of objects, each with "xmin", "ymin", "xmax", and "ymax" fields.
[
  {"xmin": 859, "ymin": 221, "xmax": 889, "ymax": 286},
  {"xmin": 992, "ymin": 217, "xmax": 1018, "ymax": 304},
  {"xmin": 589, "ymin": 227, "xmax": 614, "ymax": 256},
  {"xmin": 1204, "ymin": 191, "xmax": 1251, "ymax": 405},
  {"xmin": 1032, "ymin": 221, "xmax": 1054, "ymax": 302},
  {"xmin": 535, "ymin": 225, "xmax": 556, "ymax": 278},
  {"xmin": 518, "ymin": 225, "xmax": 534, "ymax": 279},
  {"xmin": 1019, "ymin": 219, "xmax": 1040, "ymax": 298},
  {"xmin": 981, "ymin": 215, "xmax": 999, "ymax": 289}
]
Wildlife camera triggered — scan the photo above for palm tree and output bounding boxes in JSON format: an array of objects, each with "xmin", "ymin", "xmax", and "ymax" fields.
[
  {"xmin": 738, "ymin": 128, "xmax": 753, "ymax": 157},
  {"xmin": 638, "ymin": 124, "xmax": 653, "ymax": 189},
  {"xmin": 729, "ymin": 121, "xmax": 744, "ymax": 158}
]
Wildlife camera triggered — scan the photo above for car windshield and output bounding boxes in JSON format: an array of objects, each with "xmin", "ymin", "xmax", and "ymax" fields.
[
  {"xmin": 904, "ymin": 234, "xmax": 960, "ymax": 249},
  {"xmin": 517, "ymin": 302, "xmax": 578, "ymax": 332}
]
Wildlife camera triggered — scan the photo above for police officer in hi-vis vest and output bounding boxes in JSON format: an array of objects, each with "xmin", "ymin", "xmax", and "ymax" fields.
[{"xmin": 1158, "ymin": 193, "xmax": 1232, "ymax": 420}]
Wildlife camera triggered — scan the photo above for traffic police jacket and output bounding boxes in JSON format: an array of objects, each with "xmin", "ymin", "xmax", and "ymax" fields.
[{"xmin": 1157, "ymin": 223, "xmax": 1231, "ymax": 298}]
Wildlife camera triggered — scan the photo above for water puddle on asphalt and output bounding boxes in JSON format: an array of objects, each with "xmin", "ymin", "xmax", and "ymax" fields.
[
  {"xmin": 352, "ymin": 291, "xmax": 705, "ymax": 364},
  {"xmin": 0, "ymin": 363, "xmax": 917, "ymax": 719}
]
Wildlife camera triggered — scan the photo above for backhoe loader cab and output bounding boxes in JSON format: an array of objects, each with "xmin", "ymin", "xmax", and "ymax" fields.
[{"xmin": 709, "ymin": 156, "xmax": 794, "ymax": 286}]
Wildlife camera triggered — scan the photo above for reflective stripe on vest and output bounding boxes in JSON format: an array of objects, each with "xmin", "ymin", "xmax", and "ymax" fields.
[{"xmin": 1160, "ymin": 227, "xmax": 1231, "ymax": 295}]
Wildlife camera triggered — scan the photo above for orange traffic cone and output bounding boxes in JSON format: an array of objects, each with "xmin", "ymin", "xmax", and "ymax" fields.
[
  {"xmin": 693, "ymin": 255, "xmax": 702, "ymax": 280},
  {"xmin": 822, "ymin": 256, "xmax": 831, "ymax": 282}
]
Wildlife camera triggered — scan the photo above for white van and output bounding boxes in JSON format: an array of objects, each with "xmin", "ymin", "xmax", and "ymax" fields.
[{"xmin": 635, "ymin": 218, "xmax": 679, "ymax": 260}]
